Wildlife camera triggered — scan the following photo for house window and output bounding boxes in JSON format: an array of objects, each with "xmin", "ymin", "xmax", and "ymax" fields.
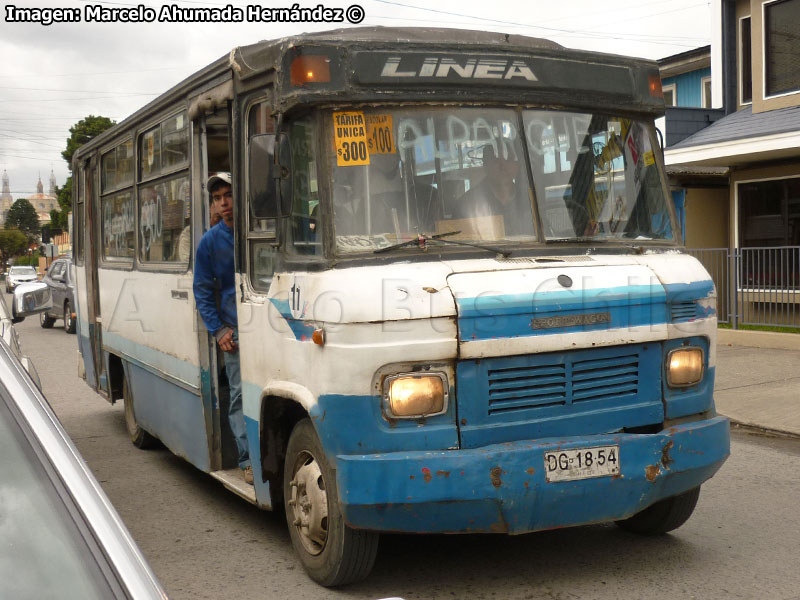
[
  {"xmin": 764, "ymin": 0, "xmax": 800, "ymax": 97},
  {"xmin": 740, "ymin": 16, "xmax": 752, "ymax": 104},
  {"xmin": 739, "ymin": 177, "xmax": 800, "ymax": 247},
  {"xmin": 701, "ymin": 76, "xmax": 712, "ymax": 108},
  {"xmin": 662, "ymin": 83, "xmax": 676, "ymax": 106}
]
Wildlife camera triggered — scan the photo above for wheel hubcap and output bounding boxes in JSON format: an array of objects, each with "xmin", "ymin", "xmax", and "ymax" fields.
[
  {"xmin": 289, "ymin": 452, "xmax": 328, "ymax": 555},
  {"xmin": 124, "ymin": 392, "xmax": 138, "ymax": 438}
]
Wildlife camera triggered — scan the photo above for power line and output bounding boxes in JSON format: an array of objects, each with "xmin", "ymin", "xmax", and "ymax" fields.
[
  {"xmin": 368, "ymin": 0, "xmax": 710, "ymax": 45},
  {"xmin": 0, "ymin": 86, "xmax": 160, "ymax": 94}
]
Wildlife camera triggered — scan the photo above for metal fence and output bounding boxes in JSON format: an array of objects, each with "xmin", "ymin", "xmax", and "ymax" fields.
[{"xmin": 687, "ymin": 246, "xmax": 800, "ymax": 329}]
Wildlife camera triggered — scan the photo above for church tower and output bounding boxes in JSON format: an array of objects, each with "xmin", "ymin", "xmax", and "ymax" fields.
[{"xmin": 0, "ymin": 170, "xmax": 13, "ymax": 225}]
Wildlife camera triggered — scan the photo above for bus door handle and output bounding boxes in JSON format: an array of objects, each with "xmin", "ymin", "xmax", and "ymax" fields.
[{"xmin": 171, "ymin": 290, "xmax": 189, "ymax": 301}]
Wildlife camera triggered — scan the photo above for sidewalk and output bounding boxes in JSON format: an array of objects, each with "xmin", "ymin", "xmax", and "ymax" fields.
[{"xmin": 715, "ymin": 330, "xmax": 800, "ymax": 437}]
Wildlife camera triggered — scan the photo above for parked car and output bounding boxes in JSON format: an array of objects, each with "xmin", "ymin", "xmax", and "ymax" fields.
[
  {"xmin": 0, "ymin": 309, "xmax": 167, "ymax": 598},
  {"xmin": 40, "ymin": 257, "xmax": 77, "ymax": 333},
  {"xmin": 5, "ymin": 265, "xmax": 38, "ymax": 292}
]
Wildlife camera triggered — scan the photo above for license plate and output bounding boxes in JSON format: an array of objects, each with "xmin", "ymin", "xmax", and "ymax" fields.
[{"xmin": 544, "ymin": 445, "xmax": 620, "ymax": 482}]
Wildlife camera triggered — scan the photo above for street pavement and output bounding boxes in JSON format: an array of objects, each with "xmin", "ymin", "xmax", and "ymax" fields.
[{"xmin": 715, "ymin": 331, "xmax": 800, "ymax": 437}]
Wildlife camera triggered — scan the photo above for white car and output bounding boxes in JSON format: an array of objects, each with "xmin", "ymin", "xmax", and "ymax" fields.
[{"xmin": 5, "ymin": 265, "xmax": 38, "ymax": 292}]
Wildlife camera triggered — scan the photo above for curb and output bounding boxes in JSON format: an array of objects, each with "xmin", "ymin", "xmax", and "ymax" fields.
[
  {"xmin": 717, "ymin": 329, "xmax": 800, "ymax": 351},
  {"xmin": 729, "ymin": 419, "xmax": 800, "ymax": 440}
]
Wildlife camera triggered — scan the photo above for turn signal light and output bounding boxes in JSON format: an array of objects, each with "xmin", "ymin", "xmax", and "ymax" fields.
[
  {"xmin": 290, "ymin": 55, "xmax": 331, "ymax": 86},
  {"xmin": 649, "ymin": 75, "xmax": 664, "ymax": 98}
]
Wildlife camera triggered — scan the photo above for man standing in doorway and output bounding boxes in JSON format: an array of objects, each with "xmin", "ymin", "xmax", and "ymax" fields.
[{"xmin": 193, "ymin": 172, "xmax": 252, "ymax": 484}]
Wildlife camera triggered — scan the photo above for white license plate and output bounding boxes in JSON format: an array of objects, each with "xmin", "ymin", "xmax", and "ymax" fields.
[{"xmin": 544, "ymin": 445, "xmax": 620, "ymax": 482}]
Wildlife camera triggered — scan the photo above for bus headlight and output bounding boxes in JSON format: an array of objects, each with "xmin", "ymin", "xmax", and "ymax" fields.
[
  {"xmin": 667, "ymin": 347, "xmax": 704, "ymax": 387},
  {"xmin": 384, "ymin": 373, "xmax": 448, "ymax": 418}
]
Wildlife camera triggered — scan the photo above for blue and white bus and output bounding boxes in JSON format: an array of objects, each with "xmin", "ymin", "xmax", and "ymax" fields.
[{"xmin": 72, "ymin": 27, "xmax": 730, "ymax": 586}]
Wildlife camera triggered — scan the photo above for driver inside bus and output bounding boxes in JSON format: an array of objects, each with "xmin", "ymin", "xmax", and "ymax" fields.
[
  {"xmin": 453, "ymin": 145, "xmax": 534, "ymax": 237},
  {"xmin": 193, "ymin": 172, "xmax": 252, "ymax": 485}
]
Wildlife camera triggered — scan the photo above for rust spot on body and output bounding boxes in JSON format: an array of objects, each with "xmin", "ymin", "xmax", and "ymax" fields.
[
  {"xmin": 526, "ymin": 467, "xmax": 535, "ymax": 475},
  {"xmin": 436, "ymin": 470, "xmax": 450, "ymax": 478},
  {"xmin": 490, "ymin": 466, "xmax": 504, "ymax": 488},
  {"xmin": 661, "ymin": 440, "xmax": 675, "ymax": 468},
  {"xmin": 422, "ymin": 468, "xmax": 432, "ymax": 483},
  {"xmin": 645, "ymin": 464, "xmax": 661, "ymax": 482}
]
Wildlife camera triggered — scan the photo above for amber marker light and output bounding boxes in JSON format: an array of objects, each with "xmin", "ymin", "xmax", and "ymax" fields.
[
  {"xmin": 667, "ymin": 347, "xmax": 704, "ymax": 387},
  {"xmin": 290, "ymin": 55, "xmax": 331, "ymax": 86},
  {"xmin": 312, "ymin": 328, "xmax": 325, "ymax": 346},
  {"xmin": 649, "ymin": 74, "xmax": 664, "ymax": 98}
]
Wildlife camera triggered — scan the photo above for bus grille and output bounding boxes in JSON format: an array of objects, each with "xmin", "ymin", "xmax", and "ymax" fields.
[
  {"xmin": 487, "ymin": 352, "xmax": 639, "ymax": 415},
  {"xmin": 456, "ymin": 343, "xmax": 663, "ymax": 448},
  {"xmin": 670, "ymin": 301, "xmax": 698, "ymax": 322}
]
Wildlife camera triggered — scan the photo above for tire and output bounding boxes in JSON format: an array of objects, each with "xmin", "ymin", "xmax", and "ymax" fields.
[
  {"xmin": 283, "ymin": 419, "xmax": 378, "ymax": 587},
  {"xmin": 40, "ymin": 311, "xmax": 55, "ymax": 328},
  {"xmin": 64, "ymin": 300, "xmax": 76, "ymax": 334},
  {"xmin": 123, "ymin": 374, "xmax": 158, "ymax": 449},
  {"xmin": 616, "ymin": 486, "xmax": 701, "ymax": 535}
]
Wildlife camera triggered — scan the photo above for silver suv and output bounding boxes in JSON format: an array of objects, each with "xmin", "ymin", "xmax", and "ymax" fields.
[{"xmin": 40, "ymin": 258, "xmax": 77, "ymax": 334}]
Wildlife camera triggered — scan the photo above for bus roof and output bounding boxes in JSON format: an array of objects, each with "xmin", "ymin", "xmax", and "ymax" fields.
[{"xmin": 74, "ymin": 27, "xmax": 663, "ymax": 163}]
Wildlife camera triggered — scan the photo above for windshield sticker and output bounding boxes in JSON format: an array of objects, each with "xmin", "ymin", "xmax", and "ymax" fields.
[
  {"xmin": 643, "ymin": 151, "xmax": 655, "ymax": 166},
  {"xmin": 334, "ymin": 111, "xmax": 370, "ymax": 166},
  {"xmin": 365, "ymin": 114, "xmax": 396, "ymax": 155}
]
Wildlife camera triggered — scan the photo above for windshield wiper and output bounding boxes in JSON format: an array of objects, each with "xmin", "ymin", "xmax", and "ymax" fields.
[
  {"xmin": 374, "ymin": 232, "xmax": 511, "ymax": 257},
  {"xmin": 546, "ymin": 237, "xmax": 609, "ymax": 243}
]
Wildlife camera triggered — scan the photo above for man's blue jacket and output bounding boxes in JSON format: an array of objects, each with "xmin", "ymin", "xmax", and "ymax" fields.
[{"xmin": 193, "ymin": 220, "xmax": 237, "ymax": 337}]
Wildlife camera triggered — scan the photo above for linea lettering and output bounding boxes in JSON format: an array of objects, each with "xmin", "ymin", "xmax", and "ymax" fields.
[{"xmin": 380, "ymin": 56, "xmax": 537, "ymax": 81}]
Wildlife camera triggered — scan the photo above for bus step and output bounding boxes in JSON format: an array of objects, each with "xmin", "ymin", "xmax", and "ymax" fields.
[{"xmin": 209, "ymin": 469, "xmax": 257, "ymax": 505}]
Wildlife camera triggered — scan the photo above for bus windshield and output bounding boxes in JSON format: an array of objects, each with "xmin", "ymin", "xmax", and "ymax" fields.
[{"xmin": 326, "ymin": 107, "xmax": 673, "ymax": 253}]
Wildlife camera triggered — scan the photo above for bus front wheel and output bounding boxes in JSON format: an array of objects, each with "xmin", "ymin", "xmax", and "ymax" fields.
[
  {"xmin": 615, "ymin": 486, "xmax": 701, "ymax": 535},
  {"xmin": 123, "ymin": 375, "xmax": 158, "ymax": 449},
  {"xmin": 283, "ymin": 419, "xmax": 378, "ymax": 587}
]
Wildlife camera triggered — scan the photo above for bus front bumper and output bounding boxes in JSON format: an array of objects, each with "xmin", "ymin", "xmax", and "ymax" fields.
[{"xmin": 335, "ymin": 416, "xmax": 730, "ymax": 534}]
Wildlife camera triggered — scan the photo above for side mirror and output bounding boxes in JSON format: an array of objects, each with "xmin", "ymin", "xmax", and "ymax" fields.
[
  {"xmin": 12, "ymin": 282, "xmax": 52, "ymax": 322},
  {"xmin": 248, "ymin": 133, "xmax": 293, "ymax": 220}
]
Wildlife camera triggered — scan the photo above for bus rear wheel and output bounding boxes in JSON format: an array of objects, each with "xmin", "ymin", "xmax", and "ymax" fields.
[
  {"xmin": 283, "ymin": 419, "xmax": 378, "ymax": 587},
  {"xmin": 123, "ymin": 374, "xmax": 158, "ymax": 449},
  {"xmin": 615, "ymin": 486, "xmax": 701, "ymax": 535}
]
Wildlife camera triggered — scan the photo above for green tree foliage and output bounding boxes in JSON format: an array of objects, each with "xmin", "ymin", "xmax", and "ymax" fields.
[
  {"xmin": 0, "ymin": 229, "xmax": 29, "ymax": 265},
  {"xmin": 62, "ymin": 115, "xmax": 115, "ymax": 166},
  {"xmin": 53, "ymin": 116, "xmax": 115, "ymax": 225},
  {"xmin": 6, "ymin": 199, "xmax": 41, "ymax": 241}
]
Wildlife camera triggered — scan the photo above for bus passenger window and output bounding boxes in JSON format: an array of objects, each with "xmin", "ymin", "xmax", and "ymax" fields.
[{"xmin": 139, "ymin": 175, "xmax": 191, "ymax": 263}]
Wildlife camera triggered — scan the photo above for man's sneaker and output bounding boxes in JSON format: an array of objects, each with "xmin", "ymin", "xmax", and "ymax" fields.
[{"xmin": 243, "ymin": 466, "xmax": 253, "ymax": 484}]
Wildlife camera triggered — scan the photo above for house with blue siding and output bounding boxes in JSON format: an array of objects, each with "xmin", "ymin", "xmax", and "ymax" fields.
[{"xmin": 665, "ymin": 0, "xmax": 800, "ymax": 329}]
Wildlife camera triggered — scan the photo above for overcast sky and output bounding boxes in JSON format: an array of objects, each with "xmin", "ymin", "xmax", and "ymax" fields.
[{"xmin": 1, "ymin": 0, "xmax": 713, "ymax": 200}]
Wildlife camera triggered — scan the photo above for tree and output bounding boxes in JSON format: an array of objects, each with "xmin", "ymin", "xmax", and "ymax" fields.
[
  {"xmin": 0, "ymin": 229, "xmax": 29, "ymax": 266},
  {"xmin": 52, "ymin": 115, "xmax": 115, "ymax": 225},
  {"xmin": 62, "ymin": 115, "xmax": 115, "ymax": 166},
  {"xmin": 6, "ymin": 199, "xmax": 41, "ymax": 242}
]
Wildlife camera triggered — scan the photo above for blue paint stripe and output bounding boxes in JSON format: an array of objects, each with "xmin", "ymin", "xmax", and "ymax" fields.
[
  {"xmin": 459, "ymin": 303, "xmax": 668, "ymax": 340},
  {"xmin": 268, "ymin": 298, "xmax": 317, "ymax": 341},
  {"xmin": 663, "ymin": 280, "xmax": 715, "ymax": 301},
  {"xmin": 102, "ymin": 331, "xmax": 201, "ymax": 389},
  {"xmin": 456, "ymin": 284, "xmax": 666, "ymax": 318}
]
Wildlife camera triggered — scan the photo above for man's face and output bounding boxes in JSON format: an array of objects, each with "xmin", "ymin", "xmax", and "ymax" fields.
[{"xmin": 211, "ymin": 184, "xmax": 233, "ymax": 226}]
